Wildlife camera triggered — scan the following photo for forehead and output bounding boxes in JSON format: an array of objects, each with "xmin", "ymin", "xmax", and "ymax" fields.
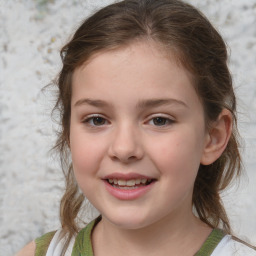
[
  {"xmin": 79, "ymin": 40, "xmax": 187, "ymax": 74},
  {"xmin": 71, "ymin": 41, "xmax": 200, "ymax": 110}
]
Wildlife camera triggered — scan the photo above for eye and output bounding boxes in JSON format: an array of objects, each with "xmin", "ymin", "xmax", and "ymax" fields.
[
  {"xmin": 83, "ymin": 115, "xmax": 108, "ymax": 126},
  {"xmin": 148, "ymin": 116, "xmax": 174, "ymax": 126}
]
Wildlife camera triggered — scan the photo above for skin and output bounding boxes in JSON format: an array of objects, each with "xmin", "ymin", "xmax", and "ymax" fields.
[
  {"xmin": 69, "ymin": 41, "xmax": 231, "ymax": 256},
  {"xmin": 15, "ymin": 241, "xmax": 35, "ymax": 256},
  {"xmin": 16, "ymin": 40, "xmax": 232, "ymax": 256}
]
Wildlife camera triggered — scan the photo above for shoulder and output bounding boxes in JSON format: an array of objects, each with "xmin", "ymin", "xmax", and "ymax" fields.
[
  {"xmin": 16, "ymin": 230, "xmax": 56, "ymax": 256},
  {"xmin": 212, "ymin": 235, "xmax": 256, "ymax": 256},
  {"xmin": 15, "ymin": 241, "xmax": 36, "ymax": 256},
  {"xmin": 15, "ymin": 231, "xmax": 56, "ymax": 256}
]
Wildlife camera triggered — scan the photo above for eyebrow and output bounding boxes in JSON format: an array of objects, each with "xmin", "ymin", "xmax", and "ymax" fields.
[
  {"xmin": 74, "ymin": 98, "xmax": 188, "ymax": 109},
  {"xmin": 74, "ymin": 98, "xmax": 110, "ymax": 108},
  {"xmin": 136, "ymin": 98, "xmax": 188, "ymax": 109}
]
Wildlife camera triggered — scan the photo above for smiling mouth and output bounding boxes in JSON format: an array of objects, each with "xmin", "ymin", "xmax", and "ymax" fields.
[{"xmin": 106, "ymin": 178, "xmax": 154, "ymax": 190}]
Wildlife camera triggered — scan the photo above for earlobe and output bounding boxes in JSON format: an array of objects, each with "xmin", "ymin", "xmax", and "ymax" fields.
[{"xmin": 200, "ymin": 109, "xmax": 232, "ymax": 165}]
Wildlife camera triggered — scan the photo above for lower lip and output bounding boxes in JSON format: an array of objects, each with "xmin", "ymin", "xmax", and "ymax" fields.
[{"xmin": 104, "ymin": 180, "xmax": 155, "ymax": 200}]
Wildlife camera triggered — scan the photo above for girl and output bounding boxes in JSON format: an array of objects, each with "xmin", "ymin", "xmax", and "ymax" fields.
[{"xmin": 17, "ymin": 0, "xmax": 256, "ymax": 255}]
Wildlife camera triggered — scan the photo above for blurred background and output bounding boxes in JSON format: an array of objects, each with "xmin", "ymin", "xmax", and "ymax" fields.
[{"xmin": 0, "ymin": 0, "xmax": 256, "ymax": 255}]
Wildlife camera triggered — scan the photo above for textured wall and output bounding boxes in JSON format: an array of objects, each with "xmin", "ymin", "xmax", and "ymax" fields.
[{"xmin": 0, "ymin": 0, "xmax": 255, "ymax": 255}]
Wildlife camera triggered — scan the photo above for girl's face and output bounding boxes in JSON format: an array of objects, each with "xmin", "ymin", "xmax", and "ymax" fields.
[{"xmin": 70, "ymin": 41, "xmax": 209, "ymax": 229}]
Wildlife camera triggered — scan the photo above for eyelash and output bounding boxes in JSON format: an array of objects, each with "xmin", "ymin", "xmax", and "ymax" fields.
[
  {"xmin": 82, "ymin": 115, "xmax": 109, "ymax": 127},
  {"xmin": 147, "ymin": 116, "xmax": 175, "ymax": 127},
  {"xmin": 82, "ymin": 115, "xmax": 175, "ymax": 127}
]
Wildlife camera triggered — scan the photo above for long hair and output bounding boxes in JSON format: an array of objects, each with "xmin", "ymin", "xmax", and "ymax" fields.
[{"xmin": 52, "ymin": 0, "xmax": 242, "ymax": 253}]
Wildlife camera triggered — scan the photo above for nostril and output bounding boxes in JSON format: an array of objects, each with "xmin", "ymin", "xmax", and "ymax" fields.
[{"xmin": 128, "ymin": 155, "xmax": 137, "ymax": 160}]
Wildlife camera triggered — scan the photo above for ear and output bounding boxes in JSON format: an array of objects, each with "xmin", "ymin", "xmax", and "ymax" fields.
[{"xmin": 200, "ymin": 109, "xmax": 232, "ymax": 165}]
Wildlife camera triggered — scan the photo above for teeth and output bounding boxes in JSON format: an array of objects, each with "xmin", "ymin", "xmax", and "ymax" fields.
[
  {"xmin": 117, "ymin": 180, "xmax": 126, "ymax": 186},
  {"xmin": 126, "ymin": 179, "xmax": 136, "ymax": 186},
  {"xmin": 108, "ymin": 178, "xmax": 152, "ymax": 186},
  {"xmin": 141, "ymin": 178, "xmax": 147, "ymax": 184},
  {"xmin": 135, "ymin": 179, "xmax": 140, "ymax": 184}
]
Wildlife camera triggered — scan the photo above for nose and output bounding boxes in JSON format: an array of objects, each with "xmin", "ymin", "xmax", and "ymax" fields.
[{"xmin": 108, "ymin": 124, "xmax": 144, "ymax": 163}]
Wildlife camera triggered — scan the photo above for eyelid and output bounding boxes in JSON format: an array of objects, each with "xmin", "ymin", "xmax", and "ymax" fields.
[
  {"xmin": 82, "ymin": 114, "xmax": 110, "ymax": 126},
  {"xmin": 146, "ymin": 114, "xmax": 175, "ymax": 126},
  {"xmin": 146, "ymin": 113, "xmax": 175, "ymax": 121},
  {"xmin": 82, "ymin": 113, "xmax": 104, "ymax": 120}
]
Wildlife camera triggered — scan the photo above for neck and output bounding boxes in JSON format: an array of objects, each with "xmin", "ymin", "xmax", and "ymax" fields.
[{"xmin": 92, "ymin": 209, "xmax": 212, "ymax": 256}]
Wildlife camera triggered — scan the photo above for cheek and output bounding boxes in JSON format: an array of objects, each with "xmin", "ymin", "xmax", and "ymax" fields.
[
  {"xmin": 70, "ymin": 127, "xmax": 106, "ymax": 177},
  {"xmin": 70, "ymin": 133, "xmax": 106, "ymax": 197},
  {"xmin": 147, "ymin": 130, "xmax": 204, "ymax": 177}
]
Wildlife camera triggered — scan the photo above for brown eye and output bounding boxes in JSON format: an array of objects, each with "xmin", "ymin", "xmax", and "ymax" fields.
[
  {"xmin": 152, "ymin": 117, "xmax": 168, "ymax": 126},
  {"xmin": 83, "ymin": 116, "xmax": 108, "ymax": 126},
  {"xmin": 91, "ymin": 117, "xmax": 106, "ymax": 126}
]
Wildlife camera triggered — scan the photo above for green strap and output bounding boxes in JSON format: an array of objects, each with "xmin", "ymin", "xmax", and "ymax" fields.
[
  {"xmin": 35, "ymin": 231, "xmax": 56, "ymax": 256},
  {"xmin": 71, "ymin": 219, "xmax": 97, "ymax": 256},
  {"xmin": 195, "ymin": 229, "xmax": 225, "ymax": 256},
  {"xmin": 71, "ymin": 219, "xmax": 224, "ymax": 256},
  {"xmin": 34, "ymin": 220, "xmax": 225, "ymax": 256}
]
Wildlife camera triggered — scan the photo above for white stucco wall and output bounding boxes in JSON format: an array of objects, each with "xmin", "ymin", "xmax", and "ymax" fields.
[{"xmin": 0, "ymin": 0, "xmax": 255, "ymax": 255}]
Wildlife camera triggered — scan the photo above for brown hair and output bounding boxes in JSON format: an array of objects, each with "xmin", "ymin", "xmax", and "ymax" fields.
[{"xmin": 53, "ymin": 0, "xmax": 241, "ymax": 253}]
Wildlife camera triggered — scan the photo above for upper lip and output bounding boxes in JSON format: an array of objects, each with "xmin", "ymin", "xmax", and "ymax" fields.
[{"xmin": 102, "ymin": 172, "xmax": 156, "ymax": 180}]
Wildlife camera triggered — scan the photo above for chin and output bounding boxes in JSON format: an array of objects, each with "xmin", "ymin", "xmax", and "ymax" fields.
[{"xmin": 102, "ymin": 210, "xmax": 155, "ymax": 230}]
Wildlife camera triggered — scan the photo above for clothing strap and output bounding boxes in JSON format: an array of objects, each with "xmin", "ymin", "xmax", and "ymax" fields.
[
  {"xmin": 71, "ymin": 218, "xmax": 224, "ymax": 256},
  {"xmin": 35, "ymin": 231, "xmax": 56, "ymax": 256},
  {"xmin": 71, "ymin": 217, "xmax": 100, "ymax": 256},
  {"xmin": 35, "ymin": 219, "xmax": 225, "ymax": 256},
  {"xmin": 195, "ymin": 229, "xmax": 225, "ymax": 256}
]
